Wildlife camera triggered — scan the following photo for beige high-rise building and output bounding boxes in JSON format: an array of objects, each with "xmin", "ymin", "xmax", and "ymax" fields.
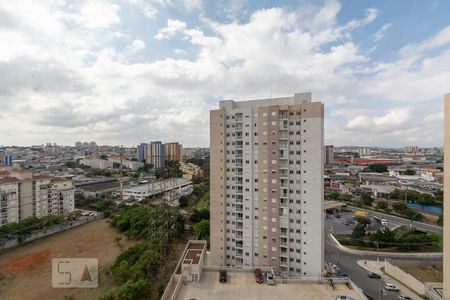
[
  {"xmin": 444, "ymin": 93, "xmax": 450, "ymax": 300},
  {"xmin": 0, "ymin": 168, "xmax": 75, "ymax": 226},
  {"xmin": 210, "ymin": 93, "xmax": 324, "ymax": 278}
]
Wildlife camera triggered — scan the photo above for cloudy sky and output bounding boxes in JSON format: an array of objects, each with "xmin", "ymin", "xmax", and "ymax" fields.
[{"xmin": 0, "ymin": 0, "xmax": 449, "ymax": 147}]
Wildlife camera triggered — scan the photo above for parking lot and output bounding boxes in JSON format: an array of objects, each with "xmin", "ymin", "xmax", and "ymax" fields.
[{"xmin": 175, "ymin": 270, "xmax": 364, "ymax": 300}]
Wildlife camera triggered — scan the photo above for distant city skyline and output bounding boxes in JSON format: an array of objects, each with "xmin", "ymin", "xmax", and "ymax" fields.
[{"xmin": 0, "ymin": 1, "xmax": 449, "ymax": 147}]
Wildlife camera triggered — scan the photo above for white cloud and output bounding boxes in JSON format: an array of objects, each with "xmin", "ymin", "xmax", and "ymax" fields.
[
  {"xmin": 77, "ymin": 1, "xmax": 121, "ymax": 29},
  {"xmin": 174, "ymin": 48, "xmax": 188, "ymax": 55},
  {"xmin": 125, "ymin": 0, "xmax": 158, "ymax": 19},
  {"xmin": 154, "ymin": 19, "xmax": 187, "ymax": 40},
  {"xmin": 373, "ymin": 22, "xmax": 392, "ymax": 41},
  {"xmin": 156, "ymin": 0, "xmax": 202, "ymax": 11},
  {"xmin": 126, "ymin": 39, "xmax": 146, "ymax": 53},
  {"xmin": 0, "ymin": 0, "xmax": 448, "ymax": 147}
]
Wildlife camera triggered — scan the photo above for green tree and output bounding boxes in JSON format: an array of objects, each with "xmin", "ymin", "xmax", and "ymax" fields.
[
  {"xmin": 65, "ymin": 160, "xmax": 77, "ymax": 168},
  {"xmin": 376, "ymin": 201, "xmax": 388, "ymax": 210},
  {"xmin": 355, "ymin": 216, "xmax": 371, "ymax": 225},
  {"xmin": 359, "ymin": 193, "xmax": 374, "ymax": 207},
  {"xmin": 404, "ymin": 169, "xmax": 416, "ymax": 175},
  {"xmin": 100, "ymin": 154, "xmax": 108, "ymax": 160},
  {"xmin": 116, "ymin": 279, "xmax": 149, "ymax": 300},
  {"xmin": 178, "ymin": 195, "xmax": 188, "ymax": 208},
  {"xmin": 352, "ymin": 224, "xmax": 366, "ymax": 239},
  {"xmin": 193, "ymin": 219, "xmax": 210, "ymax": 239},
  {"xmin": 437, "ymin": 214, "xmax": 443, "ymax": 226},
  {"xmin": 190, "ymin": 209, "xmax": 210, "ymax": 223},
  {"xmin": 365, "ymin": 164, "xmax": 388, "ymax": 173}
]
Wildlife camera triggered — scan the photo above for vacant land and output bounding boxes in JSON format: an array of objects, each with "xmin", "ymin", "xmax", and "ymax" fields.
[
  {"xmin": 0, "ymin": 219, "xmax": 135, "ymax": 300},
  {"xmin": 400, "ymin": 265, "xmax": 443, "ymax": 282}
]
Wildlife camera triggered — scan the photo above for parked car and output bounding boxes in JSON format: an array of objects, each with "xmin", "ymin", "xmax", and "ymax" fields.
[
  {"xmin": 335, "ymin": 214, "xmax": 341, "ymax": 218},
  {"xmin": 254, "ymin": 268, "xmax": 264, "ymax": 284},
  {"xmin": 344, "ymin": 220, "xmax": 350, "ymax": 225},
  {"xmin": 219, "ymin": 270, "xmax": 227, "ymax": 283},
  {"xmin": 397, "ymin": 295, "xmax": 412, "ymax": 300},
  {"xmin": 384, "ymin": 283, "xmax": 399, "ymax": 291},
  {"xmin": 381, "ymin": 218, "xmax": 388, "ymax": 226},
  {"xmin": 335, "ymin": 296, "xmax": 356, "ymax": 300},
  {"xmin": 266, "ymin": 272, "xmax": 275, "ymax": 285},
  {"xmin": 367, "ymin": 272, "xmax": 381, "ymax": 278}
]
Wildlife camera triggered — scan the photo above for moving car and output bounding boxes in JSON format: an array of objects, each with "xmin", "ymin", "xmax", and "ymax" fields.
[
  {"xmin": 381, "ymin": 218, "xmax": 388, "ymax": 226},
  {"xmin": 266, "ymin": 272, "xmax": 275, "ymax": 285},
  {"xmin": 398, "ymin": 295, "xmax": 412, "ymax": 300},
  {"xmin": 384, "ymin": 283, "xmax": 399, "ymax": 291},
  {"xmin": 219, "ymin": 270, "xmax": 227, "ymax": 283},
  {"xmin": 254, "ymin": 268, "xmax": 264, "ymax": 284},
  {"xmin": 367, "ymin": 272, "xmax": 381, "ymax": 278}
]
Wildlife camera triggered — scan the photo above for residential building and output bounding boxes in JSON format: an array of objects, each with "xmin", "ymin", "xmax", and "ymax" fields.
[
  {"xmin": 324, "ymin": 145, "xmax": 334, "ymax": 164},
  {"xmin": 210, "ymin": 92, "xmax": 324, "ymax": 278},
  {"xmin": 0, "ymin": 169, "xmax": 74, "ymax": 226},
  {"xmin": 164, "ymin": 142, "xmax": 182, "ymax": 162},
  {"xmin": 443, "ymin": 93, "xmax": 450, "ymax": 300},
  {"xmin": 148, "ymin": 141, "xmax": 165, "ymax": 167},
  {"xmin": 3, "ymin": 155, "xmax": 12, "ymax": 166},
  {"xmin": 357, "ymin": 147, "xmax": 371, "ymax": 157},
  {"xmin": 180, "ymin": 162, "xmax": 203, "ymax": 180},
  {"xmin": 80, "ymin": 158, "xmax": 113, "ymax": 169},
  {"xmin": 137, "ymin": 143, "xmax": 146, "ymax": 162},
  {"xmin": 403, "ymin": 146, "xmax": 419, "ymax": 153}
]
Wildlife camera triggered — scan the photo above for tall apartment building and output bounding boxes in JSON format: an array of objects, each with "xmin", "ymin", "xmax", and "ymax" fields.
[
  {"xmin": 164, "ymin": 142, "xmax": 182, "ymax": 161},
  {"xmin": 0, "ymin": 169, "xmax": 75, "ymax": 226},
  {"xmin": 136, "ymin": 141, "xmax": 166, "ymax": 168},
  {"xmin": 443, "ymin": 93, "xmax": 450, "ymax": 300},
  {"xmin": 210, "ymin": 93, "xmax": 324, "ymax": 278},
  {"xmin": 357, "ymin": 147, "xmax": 371, "ymax": 157},
  {"xmin": 324, "ymin": 145, "xmax": 334, "ymax": 165},
  {"xmin": 403, "ymin": 146, "xmax": 419, "ymax": 153}
]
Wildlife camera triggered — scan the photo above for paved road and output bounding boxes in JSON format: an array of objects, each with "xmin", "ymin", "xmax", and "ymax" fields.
[
  {"xmin": 346, "ymin": 206, "xmax": 443, "ymax": 234},
  {"xmin": 324, "ymin": 214, "xmax": 442, "ymax": 300}
]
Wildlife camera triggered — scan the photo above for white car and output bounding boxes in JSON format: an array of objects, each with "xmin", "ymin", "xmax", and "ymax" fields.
[
  {"xmin": 381, "ymin": 218, "xmax": 388, "ymax": 226},
  {"xmin": 384, "ymin": 283, "xmax": 399, "ymax": 291},
  {"xmin": 266, "ymin": 272, "xmax": 275, "ymax": 285}
]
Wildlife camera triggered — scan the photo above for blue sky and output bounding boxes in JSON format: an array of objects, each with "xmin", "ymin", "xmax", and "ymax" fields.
[{"xmin": 0, "ymin": 0, "xmax": 449, "ymax": 147}]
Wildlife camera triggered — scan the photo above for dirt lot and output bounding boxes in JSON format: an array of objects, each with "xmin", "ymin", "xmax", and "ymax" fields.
[{"xmin": 0, "ymin": 219, "xmax": 135, "ymax": 300}]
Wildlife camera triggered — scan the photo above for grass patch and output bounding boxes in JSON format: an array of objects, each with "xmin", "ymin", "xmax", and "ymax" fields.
[{"xmin": 194, "ymin": 192, "xmax": 210, "ymax": 210}]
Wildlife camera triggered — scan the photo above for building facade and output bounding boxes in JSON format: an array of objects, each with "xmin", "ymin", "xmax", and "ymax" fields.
[
  {"xmin": 0, "ymin": 169, "xmax": 75, "ymax": 226},
  {"xmin": 210, "ymin": 93, "xmax": 324, "ymax": 278},
  {"xmin": 324, "ymin": 145, "xmax": 334, "ymax": 165},
  {"xmin": 443, "ymin": 93, "xmax": 450, "ymax": 300},
  {"xmin": 164, "ymin": 142, "xmax": 182, "ymax": 162}
]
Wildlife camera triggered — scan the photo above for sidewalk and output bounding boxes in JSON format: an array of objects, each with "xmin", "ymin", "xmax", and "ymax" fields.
[
  {"xmin": 329, "ymin": 234, "xmax": 443, "ymax": 258},
  {"xmin": 357, "ymin": 260, "xmax": 420, "ymax": 300}
]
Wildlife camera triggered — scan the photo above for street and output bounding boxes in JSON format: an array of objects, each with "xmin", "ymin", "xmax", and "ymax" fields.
[{"xmin": 324, "ymin": 212, "xmax": 442, "ymax": 300}]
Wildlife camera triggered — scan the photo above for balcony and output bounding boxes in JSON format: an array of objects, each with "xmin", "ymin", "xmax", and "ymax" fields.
[
  {"xmin": 279, "ymin": 120, "xmax": 288, "ymax": 129},
  {"xmin": 279, "ymin": 132, "xmax": 288, "ymax": 140}
]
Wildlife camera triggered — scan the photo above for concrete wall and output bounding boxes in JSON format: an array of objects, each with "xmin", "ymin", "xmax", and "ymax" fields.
[
  {"xmin": 0, "ymin": 215, "xmax": 102, "ymax": 252},
  {"xmin": 444, "ymin": 93, "xmax": 450, "ymax": 300},
  {"xmin": 384, "ymin": 260, "xmax": 426, "ymax": 295}
]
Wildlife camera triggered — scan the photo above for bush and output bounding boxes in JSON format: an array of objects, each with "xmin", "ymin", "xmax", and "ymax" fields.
[
  {"xmin": 190, "ymin": 209, "xmax": 210, "ymax": 223},
  {"xmin": 352, "ymin": 224, "xmax": 366, "ymax": 239},
  {"xmin": 376, "ymin": 201, "xmax": 388, "ymax": 210},
  {"xmin": 193, "ymin": 219, "xmax": 210, "ymax": 239}
]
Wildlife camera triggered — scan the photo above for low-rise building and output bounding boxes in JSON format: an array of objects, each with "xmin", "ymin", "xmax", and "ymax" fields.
[{"xmin": 180, "ymin": 162, "xmax": 203, "ymax": 180}]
